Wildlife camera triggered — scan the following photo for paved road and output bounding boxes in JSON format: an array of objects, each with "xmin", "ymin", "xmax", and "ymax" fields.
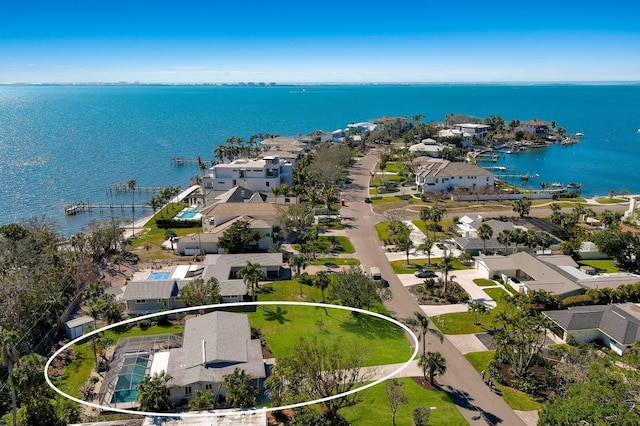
[{"xmin": 341, "ymin": 151, "xmax": 527, "ymax": 426}]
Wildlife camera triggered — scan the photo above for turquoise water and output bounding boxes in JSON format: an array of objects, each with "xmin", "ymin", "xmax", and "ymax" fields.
[
  {"xmin": 1, "ymin": 84, "xmax": 639, "ymax": 235},
  {"xmin": 176, "ymin": 209, "xmax": 198, "ymax": 219},
  {"xmin": 147, "ymin": 272, "xmax": 170, "ymax": 280},
  {"xmin": 110, "ymin": 353, "xmax": 150, "ymax": 404}
]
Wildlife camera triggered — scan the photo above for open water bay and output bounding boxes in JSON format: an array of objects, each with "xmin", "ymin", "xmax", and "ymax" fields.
[{"xmin": 1, "ymin": 84, "xmax": 639, "ymax": 236}]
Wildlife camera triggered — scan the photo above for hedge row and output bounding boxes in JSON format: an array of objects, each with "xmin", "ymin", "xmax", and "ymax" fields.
[{"xmin": 155, "ymin": 218, "xmax": 202, "ymax": 229}]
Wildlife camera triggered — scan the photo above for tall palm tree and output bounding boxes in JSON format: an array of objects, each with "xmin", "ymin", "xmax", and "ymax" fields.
[
  {"xmin": 289, "ymin": 254, "xmax": 308, "ymax": 298},
  {"xmin": 314, "ymin": 270, "xmax": 330, "ymax": 303},
  {"xmin": 497, "ymin": 229, "xmax": 512, "ymax": 254},
  {"xmin": 0, "ymin": 328, "xmax": 19, "ymax": 426},
  {"xmin": 408, "ymin": 311, "xmax": 443, "ymax": 357},
  {"xmin": 418, "ymin": 351, "xmax": 447, "ymax": 386},
  {"xmin": 477, "ymin": 223, "xmax": 493, "ymax": 254},
  {"xmin": 418, "ymin": 235, "xmax": 435, "ymax": 265},
  {"xmin": 438, "ymin": 254, "xmax": 453, "ymax": 293},
  {"xmin": 196, "ymin": 155, "xmax": 207, "ymax": 205},
  {"xmin": 127, "ymin": 179, "xmax": 137, "ymax": 237},
  {"xmin": 237, "ymin": 261, "xmax": 265, "ymax": 298}
]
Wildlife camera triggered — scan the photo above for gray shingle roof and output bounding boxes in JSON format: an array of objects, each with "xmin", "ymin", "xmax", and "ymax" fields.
[
  {"xmin": 123, "ymin": 280, "xmax": 180, "ymax": 300},
  {"xmin": 167, "ymin": 312, "xmax": 266, "ymax": 387}
]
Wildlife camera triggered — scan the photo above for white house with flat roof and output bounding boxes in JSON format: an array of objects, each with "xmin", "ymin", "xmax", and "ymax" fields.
[
  {"xmin": 203, "ymin": 155, "xmax": 293, "ymax": 192},
  {"xmin": 453, "ymin": 123, "xmax": 490, "ymax": 140}
]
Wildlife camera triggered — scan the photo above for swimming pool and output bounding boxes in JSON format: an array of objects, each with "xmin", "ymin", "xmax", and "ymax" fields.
[
  {"xmin": 147, "ymin": 272, "xmax": 170, "ymax": 280},
  {"xmin": 110, "ymin": 353, "xmax": 151, "ymax": 404},
  {"xmin": 176, "ymin": 210, "xmax": 199, "ymax": 219}
]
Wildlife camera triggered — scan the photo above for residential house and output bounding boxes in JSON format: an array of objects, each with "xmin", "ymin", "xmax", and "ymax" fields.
[
  {"xmin": 519, "ymin": 120, "xmax": 549, "ymax": 138},
  {"xmin": 203, "ymin": 155, "xmax": 293, "ymax": 192},
  {"xmin": 122, "ymin": 253, "xmax": 282, "ymax": 315},
  {"xmin": 453, "ymin": 123, "xmax": 490, "ymax": 141},
  {"xmin": 373, "ymin": 116, "xmax": 409, "ymax": 131},
  {"xmin": 476, "ymin": 251, "xmax": 640, "ymax": 298},
  {"xmin": 415, "ymin": 160, "xmax": 494, "ymax": 194},
  {"xmin": 409, "ymin": 138, "xmax": 441, "ymax": 157},
  {"xmin": 437, "ymin": 128, "xmax": 472, "ymax": 147},
  {"xmin": 161, "ymin": 311, "xmax": 266, "ymax": 404},
  {"xmin": 453, "ymin": 215, "xmax": 526, "ymax": 255},
  {"xmin": 543, "ymin": 303, "xmax": 640, "ymax": 355}
]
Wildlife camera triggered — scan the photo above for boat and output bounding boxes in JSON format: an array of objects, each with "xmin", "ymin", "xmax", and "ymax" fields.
[
  {"xmin": 567, "ymin": 182, "xmax": 582, "ymax": 189},
  {"xmin": 575, "ymin": 132, "xmax": 584, "ymax": 137},
  {"xmin": 637, "ymin": 129, "xmax": 640, "ymax": 134},
  {"xmin": 552, "ymin": 182, "xmax": 563, "ymax": 188}
]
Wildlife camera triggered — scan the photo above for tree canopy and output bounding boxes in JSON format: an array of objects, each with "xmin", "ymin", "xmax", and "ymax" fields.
[
  {"xmin": 217, "ymin": 220, "xmax": 263, "ymax": 253},
  {"xmin": 328, "ymin": 268, "xmax": 379, "ymax": 311}
]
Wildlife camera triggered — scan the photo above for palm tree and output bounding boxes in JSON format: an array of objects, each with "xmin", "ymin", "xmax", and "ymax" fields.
[
  {"xmin": 127, "ymin": 179, "xmax": 137, "ymax": 237},
  {"xmin": 419, "ymin": 351, "xmax": 447, "ymax": 386},
  {"xmin": 438, "ymin": 254, "xmax": 453, "ymax": 293},
  {"xmin": 314, "ymin": 270, "xmax": 330, "ymax": 304},
  {"xmin": 289, "ymin": 254, "xmax": 308, "ymax": 298},
  {"xmin": 497, "ymin": 229, "xmax": 512, "ymax": 254},
  {"xmin": 429, "ymin": 206, "xmax": 446, "ymax": 238},
  {"xmin": 418, "ymin": 235, "xmax": 435, "ymax": 265},
  {"xmin": 237, "ymin": 261, "xmax": 265, "ymax": 299},
  {"xmin": 136, "ymin": 372, "xmax": 173, "ymax": 413},
  {"xmin": 0, "ymin": 328, "xmax": 19, "ymax": 426},
  {"xmin": 407, "ymin": 311, "xmax": 443, "ymax": 357},
  {"xmin": 271, "ymin": 186, "xmax": 283, "ymax": 204},
  {"xmin": 164, "ymin": 229, "xmax": 177, "ymax": 250},
  {"xmin": 468, "ymin": 300, "xmax": 490, "ymax": 325},
  {"xmin": 477, "ymin": 223, "xmax": 493, "ymax": 254},
  {"xmin": 196, "ymin": 155, "xmax": 207, "ymax": 205},
  {"xmin": 223, "ymin": 368, "xmax": 258, "ymax": 408}
]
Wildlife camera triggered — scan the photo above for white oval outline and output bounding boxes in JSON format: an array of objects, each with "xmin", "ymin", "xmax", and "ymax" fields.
[{"xmin": 46, "ymin": 301, "xmax": 419, "ymax": 418}]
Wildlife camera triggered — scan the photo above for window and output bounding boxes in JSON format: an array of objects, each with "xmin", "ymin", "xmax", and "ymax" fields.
[
  {"xmin": 135, "ymin": 299, "xmax": 146, "ymax": 304},
  {"xmin": 205, "ymin": 384, "xmax": 212, "ymax": 390},
  {"xmin": 158, "ymin": 299, "xmax": 164, "ymax": 303},
  {"xmin": 185, "ymin": 386, "xmax": 192, "ymax": 396},
  {"xmin": 266, "ymin": 182, "xmax": 270, "ymax": 187}
]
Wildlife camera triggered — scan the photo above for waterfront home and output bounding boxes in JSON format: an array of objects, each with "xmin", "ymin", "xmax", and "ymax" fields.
[
  {"xmin": 543, "ymin": 303, "xmax": 640, "ymax": 355},
  {"xmin": 203, "ymin": 155, "xmax": 293, "ymax": 192},
  {"xmin": 373, "ymin": 115, "xmax": 409, "ymax": 131},
  {"xmin": 259, "ymin": 136, "xmax": 309, "ymax": 163},
  {"xmin": 519, "ymin": 119, "xmax": 549, "ymax": 138},
  {"xmin": 163, "ymin": 311, "xmax": 266, "ymax": 405},
  {"xmin": 415, "ymin": 159, "xmax": 494, "ymax": 194},
  {"xmin": 453, "ymin": 123, "xmax": 490, "ymax": 141}
]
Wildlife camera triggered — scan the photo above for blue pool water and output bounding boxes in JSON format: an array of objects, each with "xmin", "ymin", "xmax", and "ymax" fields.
[
  {"xmin": 110, "ymin": 354, "xmax": 150, "ymax": 404},
  {"xmin": 176, "ymin": 210, "xmax": 199, "ymax": 219},
  {"xmin": 147, "ymin": 272, "xmax": 170, "ymax": 280}
]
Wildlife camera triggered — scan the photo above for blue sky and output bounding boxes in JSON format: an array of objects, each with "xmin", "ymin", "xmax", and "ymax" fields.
[{"xmin": 2, "ymin": 0, "xmax": 639, "ymax": 83}]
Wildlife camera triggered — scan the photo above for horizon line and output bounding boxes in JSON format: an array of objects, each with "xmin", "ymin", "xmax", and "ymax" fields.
[{"xmin": 2, "ymin": 81, "xmax": 640, "ymax": 87}]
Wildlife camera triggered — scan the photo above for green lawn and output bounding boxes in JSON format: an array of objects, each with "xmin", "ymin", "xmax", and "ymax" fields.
[
  {"xmin": 374, "ymin": 222, "xmax": 391, "ymax": 241},
  {"xmin": 311, "ymin": 257, "xmax": 361, "ymax": 266},
  {"xmin": 578, "ymin": 259, "xmax": 619, "ymax": 273},
  {"xmin": 254, "ymin": 280, "xmax": 411, "ymax": 366},
  {"xmin": 340, "ymin": 378, "xmax": 468, "ymax": 426},
  {"xmin": 293, "ymin": 235, "xmax": 355, "ymax": 255},
  {"xmin": 474, "ymin": 278, "xmax": 498, "ymax": 287},
  {"xmin": 434, "ymin": 287, "xmax": 510, "ymax": 335},
  {"xmin": 57, "ymin": 324, "xmax": 184, "ymax": 398},
  {"xmin": 595, "ymin": 197, "xmax": 627, "ymax": 204},
  {"xmin": 464, "ymin": 351, "xmax": 543, "ymax": 411},
  {"xmin": 389, "ymin": 258, "xmax": 472, "ymax": 275},
  {"xmin": 248, "ymin": 303, "xmax": 411, "ymax": 366}
]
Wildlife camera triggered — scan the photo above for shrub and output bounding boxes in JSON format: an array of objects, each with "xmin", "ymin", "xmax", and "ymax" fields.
[{"xmin": 562, "ymin": 294, "xmax": 594, "ymax": 307}]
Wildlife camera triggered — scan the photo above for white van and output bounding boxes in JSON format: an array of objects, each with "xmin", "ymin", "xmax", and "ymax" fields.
[{"xmin": 370, "ymin": 266, "xmax": 382, "ymax": 285}]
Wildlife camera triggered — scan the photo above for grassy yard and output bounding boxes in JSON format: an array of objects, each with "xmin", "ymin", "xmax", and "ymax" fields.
[
  {"xmin": 253, "ymin": 279, "xmax": 411, "ymax": 366},
  {"xmin": 248, "ymin": 303, "xmax": 411, "ymax": 366},
  {"xmin": 340, "ymin": 378, "xmax": 468, "ymax": 426},
  {"xmin": 578, "ymin": 259, "xmax": 619, "ymax": 273},
  {"xmin": 389, "ymin": 258, "xmax": 472, "ymax": 275},
  {"xmin": 294, "ymin": 235, "xmax": 356, "ymax": 255},
  {"xmin": 595, "ymin": 197, "xmax": 627, "ymax": 204},
  {"xmin": 464, "ymin": 351, "xmax": 543, "ymax": 411},
  {"xmin": 474, "ymin": 278, "xmax": 498, "ymax": 287},
  {"xmin": 311, "ymin": 257, "xmax": 361, "ymax": 266},
  {"xmin": 434, "ymin": 287, "xmax": 511, "ymax": 335},
  {"xmin": 57, "ymin": 324, "xmax": 184, "ymax": 398}
]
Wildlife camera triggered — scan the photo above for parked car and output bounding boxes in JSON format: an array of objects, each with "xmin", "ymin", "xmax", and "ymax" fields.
[
  {"xmin": 344, "ymin": 177, "xmax": 353, "ymax": 184},
  {"xmin": 401, "ymin": 180, "xmax": 413, "ymax": 187},
  {"xmin": 414, "ymin": 268, "xmax": 435, "ymax": 278},
  {"xmin": 364, "ymin": 197, "xmax": 372, "ymax": 203}
]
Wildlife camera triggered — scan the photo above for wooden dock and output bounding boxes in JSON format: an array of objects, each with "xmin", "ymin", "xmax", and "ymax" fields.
[
  {"xmin": 64, "ymin": 202, "xmax": 152, "ymax": 216},
  {"xmin": 107, "ymin": 184, "xmax": 166, "ymax": 195}
]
